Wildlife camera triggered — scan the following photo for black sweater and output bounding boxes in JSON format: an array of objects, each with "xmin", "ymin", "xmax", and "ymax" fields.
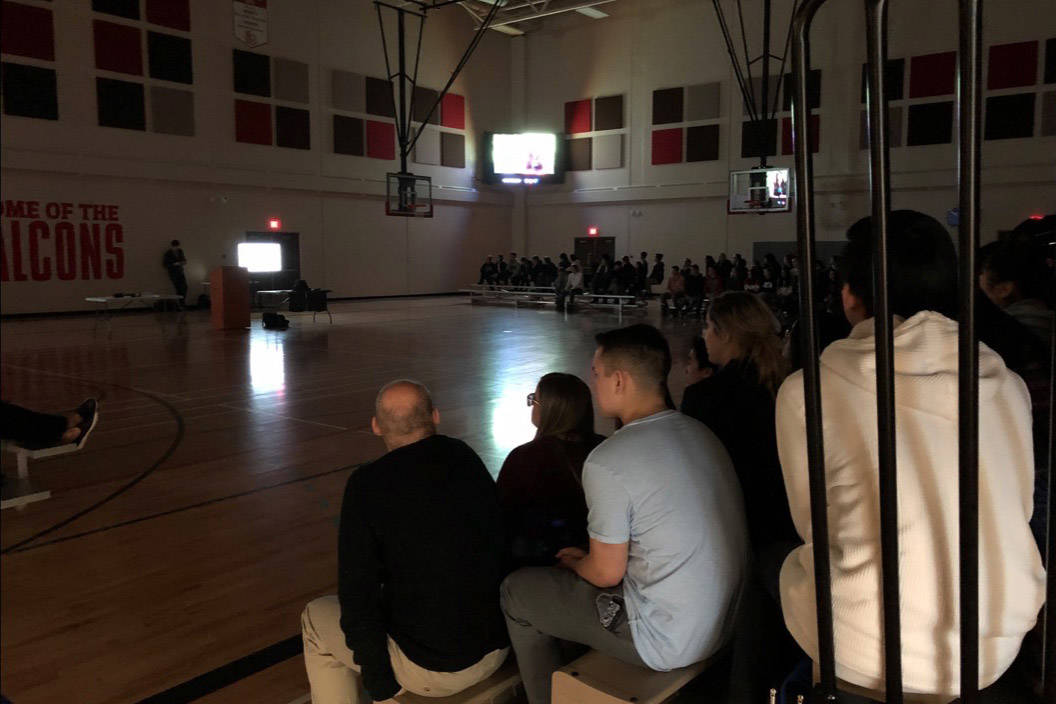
[
  {"xmin": 680, "ymin": 359, "xmax": 796, "ymax": 550},
  {"xmin": 338, "ymin": 435, "xmax": 509, "ymax": 700}
]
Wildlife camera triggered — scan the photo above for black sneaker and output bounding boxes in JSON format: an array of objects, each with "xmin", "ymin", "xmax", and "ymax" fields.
[{"xmin": 74, "ymin": 398, "xmax": 100, "ymax": 448}]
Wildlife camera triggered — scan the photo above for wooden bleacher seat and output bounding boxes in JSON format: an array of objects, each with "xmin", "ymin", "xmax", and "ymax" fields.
[
  {"xmin": 1, "ymin": 441, "xmax": 78, "ymax": 510},
  {"xmin": 551, "ymin": 651, "xmax": 708, "ymax": 704},
  {"xmin": 396, "ymin": 658, "xmax": 522, "ymax": 704}
]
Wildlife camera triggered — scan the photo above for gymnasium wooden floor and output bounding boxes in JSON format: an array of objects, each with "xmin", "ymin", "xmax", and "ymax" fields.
[{"xmin": 0, "ymin": 296, "xmax": 703, "ymax": 704}]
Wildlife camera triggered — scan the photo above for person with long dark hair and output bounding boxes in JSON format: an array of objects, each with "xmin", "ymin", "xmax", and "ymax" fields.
[{"xmin": 496, "ymin": 373, "xmax": 604, "ymax": 569}]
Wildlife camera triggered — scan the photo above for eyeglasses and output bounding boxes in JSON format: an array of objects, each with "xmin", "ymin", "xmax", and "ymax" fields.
[{"xmin": 526, "ymin": 392, "xmax": 540, "ymax": 407}]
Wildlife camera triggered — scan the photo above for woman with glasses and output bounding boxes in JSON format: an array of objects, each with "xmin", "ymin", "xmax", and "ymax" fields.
[{"xmin": 496, "ymin": 373, "xmax": 604, "ymax": 570}]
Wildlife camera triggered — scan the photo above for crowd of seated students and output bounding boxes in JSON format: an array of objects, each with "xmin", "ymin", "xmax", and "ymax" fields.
[{"xmin": 312, "ymin": 211, "xmax": 1053, "ymax": 704}]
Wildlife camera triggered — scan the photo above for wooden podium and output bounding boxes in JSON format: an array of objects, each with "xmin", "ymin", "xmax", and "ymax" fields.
[{"xmin": 210, "ymin": 266, "xmax": 250, "ymax": 330}]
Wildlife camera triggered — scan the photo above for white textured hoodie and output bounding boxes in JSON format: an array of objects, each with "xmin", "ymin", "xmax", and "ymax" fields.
[{"xmin": 776, "ymin": 311, "xmax": 1046, "ymax": 700}]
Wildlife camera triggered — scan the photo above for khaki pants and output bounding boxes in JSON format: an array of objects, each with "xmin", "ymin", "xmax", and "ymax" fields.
[{"xmin": 302, "ymin": 596, "xmax": 509, "ymax": 704}]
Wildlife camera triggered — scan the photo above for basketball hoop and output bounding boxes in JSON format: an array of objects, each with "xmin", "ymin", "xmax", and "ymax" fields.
[
  {"xmin": 385, "ymin": 172, "xmax": 434, "ymax": 218},
  {"xmin": 374, "ymin": 0, "xmax": 500, "ymax": 217}
]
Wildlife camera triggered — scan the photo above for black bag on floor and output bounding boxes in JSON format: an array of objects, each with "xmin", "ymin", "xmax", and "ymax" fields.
[{"xmin": 262, "ymin": 312, "xmax": 289, "ymax": 330}]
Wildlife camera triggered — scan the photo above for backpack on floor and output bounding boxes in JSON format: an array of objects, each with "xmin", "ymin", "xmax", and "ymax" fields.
[{"xmin": 262, "ymin": 312, "xmax": 289, "ymax": 330}]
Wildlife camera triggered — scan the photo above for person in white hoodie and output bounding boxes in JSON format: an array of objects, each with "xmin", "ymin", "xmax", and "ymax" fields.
[{"xmin": 775, "ymin": 210, "xmax": 1046, "ymax": 702}]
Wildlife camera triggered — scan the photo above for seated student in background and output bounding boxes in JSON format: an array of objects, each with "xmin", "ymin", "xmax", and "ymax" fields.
[
  {"xmin": 501, "ymin": 325, "xmax": 748, "ymax": 704},
  {"xmin": 682, "ymin": 291, "xmax": 796, "ymax": 553},
  {"xmin": 302, "ymin": 381, "xmax": 508, "ymax": 704},
  {"xmin": 497, "ymin": 373, "xmax": 604, "ymax": 569},
  {"xmin": 776, "ymin": 210, "xmax": 1046, "ymax": 702},
  {"xmin": 660, "ymin": 265, "xmax": 686, "ymax": 314},
  {"xmin": 978, "ymin": 232, "xmax": 1053, "ymax": 350},
  {"xmin": 682, "ymin": 336, "xmax": 717, "ymax": 391}
]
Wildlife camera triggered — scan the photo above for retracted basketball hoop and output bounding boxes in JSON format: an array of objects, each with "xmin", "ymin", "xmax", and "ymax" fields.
[{"xmin": 374, "ymin": 0, "xmax": 500, "ymax": 217}]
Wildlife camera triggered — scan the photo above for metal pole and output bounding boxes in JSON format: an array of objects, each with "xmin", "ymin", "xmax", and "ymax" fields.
[
  {"xmin": 1044, "ymin": 314, "xmax": 1056, "ymax": 701},
  {"xmin": 760, "ymin": 0, "xmax": 771, "ymax": 167},
  {"xmin": 791, "ymin": 1, "xmax": 837, "ymax": 700},
  {"xmin": 956, "ymin": 2, "xmax": 982, "ymax": 701},
  {"xmin": 397, "ymin": 8, "xmax": 409, "ymax": 175},
  {"xmin": 864, "ymin": 2, "xmax": 903, "ymax": 702}
]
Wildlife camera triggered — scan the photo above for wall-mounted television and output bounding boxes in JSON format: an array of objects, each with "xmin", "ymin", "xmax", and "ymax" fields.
[
  {"xmin": 237, "ymin": 242, "xmax": 282, "ymax": 272},
  {"xmin": 483, "ymin": 132, "xmax": 565, "ymax": 185},
  {"xmin": 728, "ymin": 167, "xmax": 793, "ymax": 213}
]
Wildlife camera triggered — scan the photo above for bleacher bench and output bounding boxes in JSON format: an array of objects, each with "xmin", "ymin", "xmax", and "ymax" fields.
[
  {"xmin": 1, "ymin": 441, "xmax": 77, "ymax": 510},
  {"xmin": 396, "ymin": 658, "xmax": 522, "ymax": 704},
  {"xmin": 552, "ymin": 651, "xmax": 708, "ymax": 704}
]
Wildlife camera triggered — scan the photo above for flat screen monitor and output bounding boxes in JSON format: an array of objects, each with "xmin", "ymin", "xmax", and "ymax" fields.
[
  {"xmin": 483, "ymin": 132, "xmax": 564, "ymax": 185},
  {"xmin": 728, "ymin": 167, "xmax": 793, "ymax": 213},
  {"xmin": 238, "ymin": 242, "xmax": 282, "ymax": 272}
]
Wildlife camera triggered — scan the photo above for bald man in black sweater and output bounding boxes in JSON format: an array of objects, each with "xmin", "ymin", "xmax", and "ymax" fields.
[{"xmin": 301, "ymin": 380, "xmax": 509, "ymax": 704}]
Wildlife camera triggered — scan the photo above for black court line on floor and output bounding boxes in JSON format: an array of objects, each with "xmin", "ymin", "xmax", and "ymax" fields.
[
  {"xmin": 134, "ymin": 635, "xmax": 303, "ymax": 704},
  {"xmin": 5, "ymin": 462, "xmax": 365, "ymax": 554},
  {"xmin": 1, "ymin": 384, "xmax": 186, "ymax": 555}
]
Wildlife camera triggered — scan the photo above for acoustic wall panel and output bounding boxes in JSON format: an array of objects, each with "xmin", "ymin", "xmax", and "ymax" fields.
[
  {"xmin": 1047, "ymin": 38, "xmax": 1056, "ymax": 83},
  {"xmin": 909, "ymin": 51, "xmax": 956, "ymax": 98},
  {"xmin": 686, "ymin": 83, "xmax": 721, "ymax": 121},
  {"xmin": 565, "ymin": 99, "xmax": 592, "ymax": 134},
  {"xmin": 686, "ymin": 124, "xmax": 719, "ymax": 162},
  {"xmin": 594, "ymin": 95, "xmax": 624, "ymax": 130},
  {"xmin": 441, "ymin": 132, "xmax": 465, "ymax": 168},
  {"xmin": 366, "ymin": 119, "xmax": 395, "ymax": 160},
  {"xmin": 567, "ymin": 137, "xmax": 592, "ymax": 171},
  {"xmin": 273, "ymin": 58, "xmax": 309, "ymax": 104},
  {"xmin": 150, "ymin": 86, "xmax": 194, "ymax": 135},
  {"xmin": 333, "ymin": 114, "xmax": 364, "ymax": 156},
  {"xmin": 233, "ymin": 49, "xmax": 270, "ymax": 96},
  {"xmin": 234, "ymin": 99, "xmax": 272, "ymax": 144},
  {"xmin": 1, "ymin": 2, "xmax": 55, "ymax": 61},
  {"xmin": 860, "ymin": 59, "xmax": 905, "ymax": 103},
  {"xmin": 652, "ymin": 88, "xmax": 683, "ymax": 125},
  {"xmin": 906, "ymin": 101, "xmax": 953, "ymax": 145},
  {"xmin": 413, "ymin": 86, "xmax": 438, "ymax": 124},
  {"xmin": 781, "ymin": 115, "xmax": 820, "ymax": 155},
  {"xmin": 94, "ymin": 20, "xmax": 143, "ymax": 75},
  {"xmin": 741, "ymin": 119, "xmax": 777, "ymax": 158},
  {"xmin": 651, "ymin": 128, "xmax": 682, "ymax": 164},
  {"xmin": 859, "ymin": 107, "xmax": 903, "ymax": 149},
  {"xmin": 332, "ymin": 70, "xmax": 365, "ymax": 112},
  {"xmin": 148, "ymin": 32, "xmax": 192, "ymax": 84},
  {"xmin": 988, "ymin": 41, "xmax": 1038, "ymax": 90},
  {"xmin": 441, "ymin": 93, "xmax": 465, "ymax": 129},
  {"xmin": 782, "ymin": 69, "xmax": 821, "ymax": 111},
  {"xmin": 365, "ymin": 76, "xmax": 394, "ymax": 117},
  {"xmin": 97, "ymin": 77, "xmax": 145, "ymax": 130},
  {"xmin": 93, "ymin": 0, "xmax": 139, "ymax": 20},
  {"xmin": 413, "ymin": 126, "xmax": 440, "ymax": 165},
  {"xmin": 276, "ymin": 106, "xmax": 310, "ymax": 149},
  {"xmin": 1041, "ymin": 92, "xmax": 1056, "ymax": 136},
  {"xmin": 1, "ymin": 62, "xmax": 57, "ymax": 120},
  {"xmin": 146, "ymin": 0, "xmax": 191, "ymax": 31},
  {"xmin": 984, "ymin": 93, "xmax": 1035, "ymax": 140},
  {"xmin": 593, "ymin": 133, "xmax": 622, "ymax": 169}
]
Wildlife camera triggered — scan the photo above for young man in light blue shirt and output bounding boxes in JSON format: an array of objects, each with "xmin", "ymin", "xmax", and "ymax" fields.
[{"xmin": 500, "ymin": 324, "xmax": 749, "ymax": 704}]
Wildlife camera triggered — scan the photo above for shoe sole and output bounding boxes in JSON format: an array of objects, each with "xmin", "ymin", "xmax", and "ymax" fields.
[{"xmin": 77, "ymin": 401, "xmax": 100, "ymax": 448}]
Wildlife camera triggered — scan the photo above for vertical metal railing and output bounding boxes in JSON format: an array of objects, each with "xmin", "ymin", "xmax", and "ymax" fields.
[
  {"xmin": 790, "ymin": 1, "xmax": 837, "ymax": 701},
  {"xmin": 863, "ymin": 2, "xmax": 904, "ymax": 701},
  {"xmin": 790, "ymin": 1, "xmax": 1026, "ymax": 702},
  {"xmin": 956, "ymin": 1, "xmax": 983, "ymax": 702}
]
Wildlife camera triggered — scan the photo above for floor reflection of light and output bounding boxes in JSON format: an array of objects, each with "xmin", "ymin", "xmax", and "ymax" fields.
[
  {"xmin": 490, "ymin": 383, "xmax": 536, "ymax": 455},
  {"xmin": 249, "ymin": 334, "xmax": 286, "ymax": 394}
]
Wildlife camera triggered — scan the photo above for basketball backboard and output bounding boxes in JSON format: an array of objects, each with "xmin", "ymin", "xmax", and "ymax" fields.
[{"xmin": 385, "ymin": 172, "xmax": 433, "ymax": 218}]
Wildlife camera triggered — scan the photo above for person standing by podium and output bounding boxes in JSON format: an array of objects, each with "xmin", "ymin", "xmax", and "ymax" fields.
[{"xmin": 163, "ymin": 240, "xmax": 188, "ymax": 303}]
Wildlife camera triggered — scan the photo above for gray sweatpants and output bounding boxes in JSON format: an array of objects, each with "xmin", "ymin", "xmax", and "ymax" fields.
[{"xmin": 500, "ymin": 567, "xmax": 647, "ymax": 704}]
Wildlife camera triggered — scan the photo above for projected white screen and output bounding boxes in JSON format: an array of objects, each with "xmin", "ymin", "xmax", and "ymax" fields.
[
  {"xmin": 238, "ymin": 242, "xmax": 282, "ymax": 272},
  {"xmin": 492, "ymin": 133, "xmax": 557, "ymax": 176}
]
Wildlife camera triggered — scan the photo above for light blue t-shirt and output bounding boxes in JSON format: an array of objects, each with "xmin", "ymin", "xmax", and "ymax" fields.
[{"xmin": 583, "ymin": 410, "xmax": 748, "ymax": 671}]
